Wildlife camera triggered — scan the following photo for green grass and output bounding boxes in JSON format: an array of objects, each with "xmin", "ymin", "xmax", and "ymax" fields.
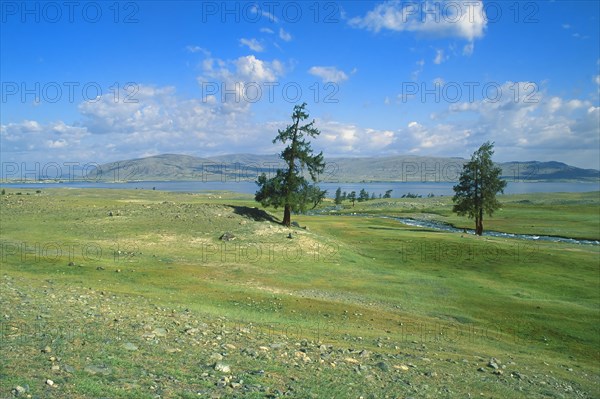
[{"xmin": 1, "ymin": 188, "xmax": 599, "ymax": 398}]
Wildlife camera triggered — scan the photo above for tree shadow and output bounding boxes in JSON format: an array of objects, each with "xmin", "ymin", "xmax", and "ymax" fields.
[{"xmin": 228, "ymin": 205, "xmax": 280, "ymax": 223}]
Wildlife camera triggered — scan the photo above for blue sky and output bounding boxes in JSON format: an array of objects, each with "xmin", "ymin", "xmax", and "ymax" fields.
[{"xmin": 1, "ymin": 0, "xmax": 599, "ymax": 169}]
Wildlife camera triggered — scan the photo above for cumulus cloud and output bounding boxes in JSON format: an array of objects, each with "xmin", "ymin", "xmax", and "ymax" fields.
[
  {"xmin": 349, "ymin": 0, "xmax": 486, "ymax": 41},
  {"xmin": 317, "ymin": 120, "xmax": 396, "ymax": 155},
  {"xmin": 405, "ymin": 81, "xmax": 600, "ymax": 167},
  {"xmin": 198, "ymin": 55, "xmax": 285, "ymax": 113},
  {"xmin": 308, "ymin": 66, "xmax": 349, "ymax": 83}
]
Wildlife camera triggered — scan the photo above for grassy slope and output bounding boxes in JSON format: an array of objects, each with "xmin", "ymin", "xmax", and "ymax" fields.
[{"xmin": 0, "ymin": 188, "xmax": 598, "ymax": 398}]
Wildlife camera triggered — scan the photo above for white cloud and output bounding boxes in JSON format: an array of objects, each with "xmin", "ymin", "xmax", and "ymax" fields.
[
  {"xmin": 433, "ymin": 49, "xmax": 446, "ymax": 64},
  {"xmin": 308, "ymin": 66, "xmax": 349, "ymax": 83},
  {"xmin": 411, "ymin": 59, "xmax": 425, "ymax": 79},
  {"xmin": 185, "ymin": 45, "xmax": 210, "ymax": 56},
  {"xmin": 250, "ymin": 4, "xmax": 278, "ymax": 22},
  {"xmin": 199, "ymin": 55, "xmax": 285, "ymax": 113},
  {"xmin": 279, "ymin": 27, "xmax": 292, "ymax": 41},
  {"xmin": 594, "ymin": 75, "xmax": 600, "ymax": 85},
  {"xmin": 317, "ymin": 120, "xmax": 396, "ymax": 154},
  {"xmin": 239, "ymin": 38, "xmax": 264, "ymax": 52},
  {"xmin": 260, "ymin": 27, "xmax": 274, "ymax": 34},
  {"xmin": 349, "ymin": 0, "xmax": 487, "ymax": 42},
  {"xmin": 462, "ymin": 42, "xmax": 474, "ymax": 55}
]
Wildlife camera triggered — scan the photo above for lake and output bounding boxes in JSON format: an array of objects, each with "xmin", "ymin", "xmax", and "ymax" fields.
[{"xmin": 2, "ymin": 180, "xmax": 598, "ymax": 197}]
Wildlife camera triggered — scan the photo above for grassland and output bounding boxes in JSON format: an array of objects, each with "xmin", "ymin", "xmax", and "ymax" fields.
[{"xmin": 0, "ymin": 188, "xmax": 598, "ymax": 398}]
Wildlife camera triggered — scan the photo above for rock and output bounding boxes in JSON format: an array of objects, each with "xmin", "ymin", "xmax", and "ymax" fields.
[
  {"xmin": 13, "ymin": 386, "xmax": 27, "ymax": 396},
  {"xmin": 63, "ymin": 365, "xmax": 75, "ymax": 374},
  {"xmin": 425, "ymin": 371, "xmax": 437, "ymax": 377},
  {"xmin": 214, "ymin": 362, "xmax": 231, "ymax": 373},
  {"xmin": 488, "ymin": 358, "xmax": 499, "ymax": 369},
  {"xmin": 291, "ymin": 222, "xmax": 301, "ymax": 228},
  {"xmin": 344, "ymin": 357, "xmax": 360, "ymax": 364},
  {"xmin": 152, "ymin": 327, "xmax": 167, "ymax": 337},
  {"xmin": 41, "ymin": 346, "xmax": 52, "ymax": 353},
  {"xmin": 68, "ymin": 261, "xmax": 75, "ymax": 266},
  {"xmin": 45, "ymin": 379, "xmax": 54, "ymax": 386},
  {"xmin": 108, "ymin": 211, "xmax": 113, "ymax": 216},
  {"xmin": 96, "ymin": 266, "xmax": 105, "ymax": 270},
  {"xmin": 394, "ymin": 365, "xmax": 410, "ymax": 371},
  {"xmin": 375, "ymin": 362, "xmax": 390, "ymax": 372},
  {"xmin": 477, "ymin": 367, "xmax": 486, "ymax": 372},
  {"xmin": 220, "ymin": 232, "xmax": 235, "ymax": 241},
  {"xmin": 287, "ymin": 233, "xmax": 293, "ymax": 239},
  {"xmin": 123, "ymin": 342, "xmax": 138, "ymax": 351},
  {"xmin": 51, "ymin": 365, "xmax": 60, "ymax": 371},
  {"xmin": 84, "ymin": 365, "xmax": 111, "ymax": 375},
  {"xmin": 493, "ymin": 369, "xmax": 503, "ymax": 375}
]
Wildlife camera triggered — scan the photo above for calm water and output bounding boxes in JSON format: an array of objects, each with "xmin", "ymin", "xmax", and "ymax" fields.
[{"xmin": 2, "ymin": 180, "xmax": 598, "ymax": 197}]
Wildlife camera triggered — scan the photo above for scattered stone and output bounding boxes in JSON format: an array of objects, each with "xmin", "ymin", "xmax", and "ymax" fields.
[
  {"xmin": 68, "ymin": 261, "xmax": 75, "ymax": 266},
  {"xmin": 115, "ymin": 269, "xmax": 121, "ymax": 273},
  {"xmin": 344, "ymin": 357, "xmax": 360, "ymax": 364},
  {"xmin": 394, "ymin": 365, "xmax": 410, "ymax": 371},
  {"xmin": 84, "ymin": 365, "xmax": 111, "ymax": 375},
  {"xmin": 96, "ymin": 266, "xmax": 105, "ymax": 270},
  {"xmin": 41, "ymin": 346, "xmax": 52, "ymax": 353},
  {"xmin": 214, "ymin": 362, "xmax": 231, "ymax": 373},
  {"xmin": 51, "ymin": 365, "xmax": 60, "ymax": 371},
  {"xmin": 477, "ymin": 367, "xmax": 486, "ymax": 372},
  {"xmin": 425, "ymin": 371, "xmax": 437, "ymax": 377},
  {"xmin": 108, "ymin": 211, "xmax": 113, "ymax": 216},
  {"xmin": 493, "ymin": 369, "xmax": 503, "ymax": 375},
  {"xmin": 152, "ymin": 327, "xmax": 167, "ymax": 337},
  {"xmin": 488, "ymin": 358, "xmax": 499, "ymax": 369},
  {"xmin": 12, "ymin": 386, "xmax": 27, "ymax": 396},
  {"xmin": 123, "ymin": 342, "xmax": 138, "ymax": 351},
  {"xmin": 63, "ymin": 365, "xmax": 75, "ymax": 374},
  {"xmin": 375, "ymin": 362, "xmax": 390, "ymax": 372},
  {"xmin": 291, "ymin": 222, "xmax": 301, "ymax": 228},
  {"xmin": 219, "ymin": 232, "xmax": 235, "ymax": 241},
  {"xmin": 287, "ymin": 233, "xmax": 293, "ymax": 239},
  {"xmin": 209, "ymin": 353, "xmax": 223, "ymax": 362},
  {"xmin": 45, "ymin": 379, "xmax": 54, "ymax": 386}
]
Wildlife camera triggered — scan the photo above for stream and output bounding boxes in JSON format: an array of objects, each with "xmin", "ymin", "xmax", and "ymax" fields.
[{"xmin": 305, "ymin": 208, "xmax": 599, "ymax": 246}]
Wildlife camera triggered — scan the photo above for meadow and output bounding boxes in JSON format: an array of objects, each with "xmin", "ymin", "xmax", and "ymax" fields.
[{"xmin": 0, "ymin": 188, "xmax": 598, "ymax": 398}]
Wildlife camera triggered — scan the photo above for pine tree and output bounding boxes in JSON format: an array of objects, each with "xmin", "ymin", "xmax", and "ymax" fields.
[
  {"xmin": 255, "ymin": 103, "xmax": 326, "ymax": 226},
  {"xmin": 452, "ymin": 141, "xmax": 507, "ymax": 235}
]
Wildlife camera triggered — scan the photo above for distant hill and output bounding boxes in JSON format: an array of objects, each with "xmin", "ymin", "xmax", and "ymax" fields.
[{"xmin": 87, "ymin": 154, "xmax": 599, "ymax": 183}]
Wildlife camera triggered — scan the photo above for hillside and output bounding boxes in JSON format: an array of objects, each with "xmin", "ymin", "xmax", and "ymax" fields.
[{"xmin": 85, "ymin": 154, "xmax": 599, "ymax": 183}]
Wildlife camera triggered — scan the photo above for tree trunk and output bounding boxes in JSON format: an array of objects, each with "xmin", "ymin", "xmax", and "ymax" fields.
[
  {"xmin": 475, "ymin": 208, "xmax": 484, "ymax": 235},
  {"xmin": 283, "ymin": 204, "xmax": 291, "ymax": 227}
]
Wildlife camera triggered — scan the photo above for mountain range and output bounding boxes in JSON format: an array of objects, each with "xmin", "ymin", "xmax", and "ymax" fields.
[{"xmin": 87, "ymin": 154, "xmax": 600, "ymax": 183}]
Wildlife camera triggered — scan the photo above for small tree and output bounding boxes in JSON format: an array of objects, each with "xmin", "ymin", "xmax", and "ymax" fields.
[
  {"xmin": 452, "ymin": 141, "xmax": 507, "ymax": 235},
  {"xmin": 342, "ymin": 191, "xmax": 347, "ymax": 201},
  {"xmin": 255, "ymin": 103, "xmax": 326, "ymax": 226},
  {"xmin": 383, "ymin": 189, "xmax": 393, "ymax": 199},
  {"xmin": 358, "ymin": 188, "xmax": 369, "ymax": 202},
  {"xmin": 347, "ymin": 191, "xmax": 357, "ymax": 207},
  {"xmin": 334, "ymin": 187, "xmax": 343, "ymax": 205}
]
